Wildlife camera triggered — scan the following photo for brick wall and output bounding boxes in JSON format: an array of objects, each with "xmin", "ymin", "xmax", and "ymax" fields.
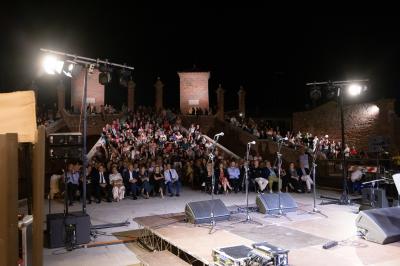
[
  {"xmin": 71, "ymin": 69, "xmax": 104, "ymax": 112},
  {"xmin": 293, "ymin": 99, "xmax": 399, "ymax": 153},
  {"xmin": 178, "ymin": 72, "xmax": 210, "ymax": 114}
]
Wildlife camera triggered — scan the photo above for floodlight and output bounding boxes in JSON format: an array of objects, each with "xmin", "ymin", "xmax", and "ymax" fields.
[
  {"xmin": 43, "ymin": 55, "xmax": 64, "ymax": 75},
  {"xmin": 348, "ymin": 84, "xmax": 362, "ymax": 96}
]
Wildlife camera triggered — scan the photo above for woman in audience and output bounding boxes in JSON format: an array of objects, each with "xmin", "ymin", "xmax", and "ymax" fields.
[
  {"xmin": 109, "ymin": 166, "xmax": 125, "ymax": 201},
  {"xmin": 216, "ymin": 163, "xmax": 232, "ymax": 194},
  {"xmin": 152, "ymin": 166, "xmax": 165, "ymax": 198}
]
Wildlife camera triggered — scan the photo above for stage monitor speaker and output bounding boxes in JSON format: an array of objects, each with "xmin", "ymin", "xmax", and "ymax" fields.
[
  {"xmin": 356, "ymin": 207, "xmax": 400, "ymax": 244},
  {"xmin": 185, "ymin": 199, "xmax": 230, "ymax": 224},
  {"xmin": 256, "ymin": 193, "xmax": 298, "ymax": 214},
  {"xmin": 47, "ymin": 212, "xmax": 91, "ymax": 248}
]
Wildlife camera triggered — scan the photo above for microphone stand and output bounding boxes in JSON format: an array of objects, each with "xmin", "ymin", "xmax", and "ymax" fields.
[
  {"xmin": 208, "ymin": 133, "xmax": 222, "ymax": 234},
  {"xmin": 232, "ymin": 142, "xmax": 262, "ymax": 225},
  {"xmin": 307, "ymin": 148, "xmax": 328, "ymax": 217},
  {"xmin": 266, "ymin": 139, "xmax": 290, "ymax": 220}
]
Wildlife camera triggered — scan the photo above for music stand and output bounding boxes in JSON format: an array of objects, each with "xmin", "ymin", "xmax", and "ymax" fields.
[{"xmin": 231, "ymin": 141, "xmax": 262, "ymax": 225}]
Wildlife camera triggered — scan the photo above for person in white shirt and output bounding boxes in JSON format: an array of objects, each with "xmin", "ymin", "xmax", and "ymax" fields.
[
  {"xmin": 164, "ymin": 164, "xmax": 181, "ymax": 197},
  {"xmin": 109, "ymin": 166, "xmax": 125, "ymax": 201}
]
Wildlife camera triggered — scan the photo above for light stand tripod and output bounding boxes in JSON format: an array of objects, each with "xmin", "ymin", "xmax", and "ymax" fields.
[{"xmin": 232, "ymin": 141, "xmax": 262, "ymax": 225}]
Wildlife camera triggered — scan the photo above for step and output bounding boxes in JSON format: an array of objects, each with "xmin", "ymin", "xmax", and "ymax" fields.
[{"xmin": 137, "ymin": 250, "xmax": 190, "ymax": 266}]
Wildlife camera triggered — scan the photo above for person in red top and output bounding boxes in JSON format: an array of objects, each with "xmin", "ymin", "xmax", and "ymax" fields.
[{"xmin": 350, "ymin": 146, "xmax": 357, "ymax": 157}]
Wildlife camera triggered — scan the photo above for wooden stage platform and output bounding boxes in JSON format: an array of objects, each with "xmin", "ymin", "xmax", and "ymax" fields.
[{"xmin": 133, "ymin": 204, "xmax": 400, "ymax": 266}]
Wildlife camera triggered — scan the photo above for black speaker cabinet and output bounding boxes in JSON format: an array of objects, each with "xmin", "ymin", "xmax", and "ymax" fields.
[
  {"xmin": 361, "ymin": 188, "xmax": 389, "ymax": 209},
  {"xmin": 256, "ymin": 193, "xmax": 298, "ymax": 214},
  {"xmin": 47, "ymin": 212, "xmax": 91, "ymax": 248},
  {"xmin": 49, "ymin": 146, "xmax": 82, "ymax": 159},
  {"xmin": 356, "ymin": 207, "xmax": 400, "ymax": 244},
  {"xmin": 49, "ymin": 133, "xmax": 82, "ymax": 146},
  {"xmin": 185, "ymin": 199, "xmax": 230, "ymax": 224}
]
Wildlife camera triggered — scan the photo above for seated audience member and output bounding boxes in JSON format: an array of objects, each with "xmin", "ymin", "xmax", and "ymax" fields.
[
  {"xmin": 109, "ymin": 166, "xmax": 125, "ymax": 201},
  {"xmin": 127, "ymin": 163, "xmax": 140, "ymax": 200},
  {"xmin": 138, "ymin": 166, "xmax": 151, "ymax": 199},
  {"xmin": 227, "ymin": 161, "xmax": 241, "ymax": 193},
  {"xmin": 80, "ymin": 164, "xmax": 95, "ymax": 204},
  {"xmin": 216, "ymin": 163, "xmax": 232, "ymax": 194},
  {"xmin": 66, "ymin": 163, "xmax": 80, "ymax": 206},
  {"xmin": 251, "ymin": 160, "xmax": 268, "ymax": 193},
  {"xmin": 265, "ymin": 161, "xmax": 281, "ymax": 193},
  {"xmin": 164, "ymin": 163, "xmax": 181, "ymax": 197},
  {"xmin": 298, "ymin": 163, "xmax": 314, "ymax": 193},
  {"xmin": 93, "ymin": 165, "xmax": 112, "ymax": 203},
  {"xmin": 152, "ymin": 166, "xmax": 165, "ymax": 198},
  {"xmin": 282, "ymin": 162, "xmax": 302, "ymax": 193}
]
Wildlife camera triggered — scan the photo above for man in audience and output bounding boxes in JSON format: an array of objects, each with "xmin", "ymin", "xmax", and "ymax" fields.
[
  {"xmin": 164, "ymin": 163, "xmax": 181, "ymax": 197},
  {"xmin": 227, "ymin": 161, "xmax": 241, "ymax": 193},
  {"xmin": 93, "ymin": 164, "xmax": 112, "ymax": 203},
  {"xmin": 298, "ymin": 162, "xmax": 314, "ymax": 193},
  {"xmin": 265, "ymin": 161, "xmax": 281, "ymax": 193},
  {"xmin": 66, "ymin": 162, "xmax": 80, "ymax": 206}
]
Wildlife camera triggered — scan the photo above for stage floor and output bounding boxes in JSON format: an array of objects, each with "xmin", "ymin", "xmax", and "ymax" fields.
[{"xmin": 43, "ymin": 189, "xmax": 400, "ymax": 266}]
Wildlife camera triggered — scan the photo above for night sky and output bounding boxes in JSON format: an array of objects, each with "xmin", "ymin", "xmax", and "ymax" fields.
[{"xmin": 1, "ymin": 5, "xmax": 400, "ymax": 116}]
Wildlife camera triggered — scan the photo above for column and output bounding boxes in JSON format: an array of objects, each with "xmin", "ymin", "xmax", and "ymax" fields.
[
  {"xmin": 238, "ymin": 85, "xmax": 246, "ymax": 116},
  {"xmin": 216, "ymin": 84, "xmax": 225, "ymax": 120},
  {"xmin": 127, "ymin": 80, "xmax": 136, "ymax": 111},
  {"xmin": 154, "ymin": 77, "xmax": 164, "ymax": 111}
]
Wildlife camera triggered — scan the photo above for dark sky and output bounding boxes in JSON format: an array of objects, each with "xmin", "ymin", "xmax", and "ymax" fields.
[{"xmin": 1, "ymin": 5, "xmax": 400, "ymax": 116}]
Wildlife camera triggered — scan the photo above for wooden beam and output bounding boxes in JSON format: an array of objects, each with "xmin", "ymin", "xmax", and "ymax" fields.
[
  {"xmin": 32, "ymin": 126, "xmax": 45, "ymax": 266},
  {"xmin": 0, "ymin": 133, "xmax": 19, "ymax": 266}
]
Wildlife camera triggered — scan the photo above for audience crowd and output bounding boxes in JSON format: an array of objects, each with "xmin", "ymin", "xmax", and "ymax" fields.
[
  {"xmin": 227, "ymin": 115, "xmax": 365, "ymax": 160},
  {"xmin": 57, "ymin": 107, "xmax": 322, "ymax": 206}
]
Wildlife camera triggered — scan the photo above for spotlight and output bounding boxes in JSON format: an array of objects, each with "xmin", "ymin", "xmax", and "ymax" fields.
[
  {"xmin": 309, "ymin": 85, "xmax": 322, "ymax": 101},
  {"xmin": 62, "ymin": 62, "xmax": 78, "ymax": 78},
  {"xmin": 348, "ymin": 84, "xmax": 362, "ymax": 96},
  {"xmin": 326, "ymin": 82, "xmax": 337, "ymax": 99},
  {"xmin": 98, "ymin": 64, "xmax": 112, "ymax": 85},
  {"xmin": 43, "ymin": 55, "xmax": 64, "ymax": 75},
  {"xmin": 119, "ymin": 68, "xmax": 132, "ymax": 87}
]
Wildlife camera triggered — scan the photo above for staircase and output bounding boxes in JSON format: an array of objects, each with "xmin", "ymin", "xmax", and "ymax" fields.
[
  {"xmin": 180, "ymin": 115, "xmax": 302, "ymax": 163},
  {"xmin": 60, "ymin": 109, "xmax": 123, "ymax": 135}
]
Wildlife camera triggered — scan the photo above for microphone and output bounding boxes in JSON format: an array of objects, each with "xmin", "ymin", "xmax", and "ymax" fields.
[
  {"xmin": 214, "ymin": 132, "xmax": 224, "ymax": 137},
  {"xmin": 248, "ymin": 141, "xmax": 256, "ymax": 145}
]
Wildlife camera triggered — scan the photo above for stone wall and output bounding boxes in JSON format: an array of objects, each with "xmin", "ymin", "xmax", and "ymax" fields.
[
  {"xmin": 71, "ymin": 69, "xmax": 104, "ymax": 112},
  {"xmin": 178, "ymin": 72, "xmax": 210, "ymax": 114},
  {"xmin": 293, "ymin": 99, "xmax": 399, "ymax": 153}
]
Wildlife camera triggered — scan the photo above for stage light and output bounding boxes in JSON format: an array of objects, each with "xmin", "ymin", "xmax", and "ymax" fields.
[
  {"xmin": 62, "ymin": 63, "xmax": 75, "ymax": 77},
  {"xmin": 310, "ymin": 85, "xmax": 322, "ymax": 101},
  {"xmin": 348, "ymin": 84, "xmax": 362, "ymax": 96},
  {"xmin": 43, "ymin": 55, "xmax": 64, "ymax": 75},
  {"xmin": 119, "ymin": 68, "xmax": 132, "ymax": 87},
  {"xmin": 98, "ymin": 64, "xmax": 112, "ymax": 85},
  {"xmin": 368, "ymin": 105, "xmax": 380, "ymax": 116}
]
